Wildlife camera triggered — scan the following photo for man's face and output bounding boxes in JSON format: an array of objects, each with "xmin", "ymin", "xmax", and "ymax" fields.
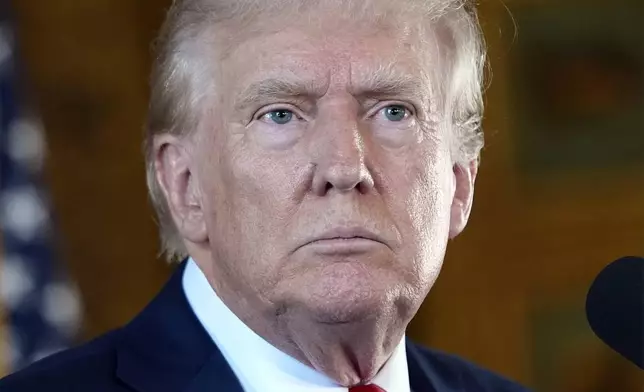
[{"xmin": 188, "ymin": 11, "xmax": 472, "ymax": 325}]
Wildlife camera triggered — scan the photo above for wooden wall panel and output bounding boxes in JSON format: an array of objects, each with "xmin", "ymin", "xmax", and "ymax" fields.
[{"xmin": 408, "ymin": 0, "xmax": 644, "ymax": 387}]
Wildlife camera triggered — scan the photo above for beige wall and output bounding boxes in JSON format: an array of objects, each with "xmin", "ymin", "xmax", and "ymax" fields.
[{"xmin": 11, "ymin": 0, "xmax": 644, "ymax": 389}]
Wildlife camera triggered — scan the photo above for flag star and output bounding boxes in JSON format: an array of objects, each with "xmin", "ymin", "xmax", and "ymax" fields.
[
  {"xmin": 8, "ymin": 117, "xmax": 46, "ymax": 172},
  {"xmin": 42, "ymin": 282, "xmax": 82, "ymax": 336},
  {"xmin": 0, "ymin": 255, "xmax": 35, "ymax": 309},
  {"xmin": 1, "ymin": 187, "xmax": 49, "ymax": 242}
]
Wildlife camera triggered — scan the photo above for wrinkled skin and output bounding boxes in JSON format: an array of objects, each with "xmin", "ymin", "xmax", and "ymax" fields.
[{"xmin": 154, "ymin": 8, "xmax": 477, "ymax": 387}]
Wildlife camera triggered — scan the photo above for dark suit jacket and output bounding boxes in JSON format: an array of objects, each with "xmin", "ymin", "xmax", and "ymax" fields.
[{"xmin": 0, "ymin": 261, "xmax": 530, "ymax": 391}]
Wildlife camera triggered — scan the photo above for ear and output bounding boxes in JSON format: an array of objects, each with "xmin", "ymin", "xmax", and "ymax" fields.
[
  {"xmin": 449, "ymin": 160, "xmax": 478, "ymax": 239},
  {"xmin": 153, "ymin": 134, "xmax": 208, "ymax": 244}
]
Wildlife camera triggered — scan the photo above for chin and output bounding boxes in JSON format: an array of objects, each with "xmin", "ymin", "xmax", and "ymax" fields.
[
  {"xmin": 293, "ymin": 261, "xmax": 397, "ymax": 325},
  {"xmin": 308, "ymin": 300, "xmax": 381, "ymax": 326}
]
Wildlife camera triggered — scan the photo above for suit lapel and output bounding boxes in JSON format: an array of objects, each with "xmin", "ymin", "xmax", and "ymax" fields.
[
  {"xmin": 406, "ymin": 339, "xmax": 441, "ymax": 392},
  {"xmin": 115, "ymin": 260, "xmax": 243, "ymax": 392},
  {"xmin": 184, "ymin": 351, "xmax": 245, "ymax": 392}
]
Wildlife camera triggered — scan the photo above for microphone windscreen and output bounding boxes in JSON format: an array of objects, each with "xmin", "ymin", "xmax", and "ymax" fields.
[{"xmin": 585, "ymin": 256, "xmax": 644, "ymax": 369}]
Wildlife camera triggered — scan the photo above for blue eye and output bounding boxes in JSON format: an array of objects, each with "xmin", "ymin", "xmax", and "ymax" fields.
[
  {"xmin": 383, "ymin": 105, "xmax": 408, "ymax": 122},
  {"xmin": 265, "ymin": 109, "xmax": 294, "ymax": 125}
]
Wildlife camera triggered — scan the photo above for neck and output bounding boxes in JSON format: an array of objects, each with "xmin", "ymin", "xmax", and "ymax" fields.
[
  {"xmin": 190, "ymin": 251, "xmax": 410, "ymax": 387},
  {"xmin": 275, "ymin": 311, "xmax": 406, "ymax": 386}
]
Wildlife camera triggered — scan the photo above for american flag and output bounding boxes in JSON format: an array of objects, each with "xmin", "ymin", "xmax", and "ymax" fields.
[{"xmin": 0, "ymin": 6, "xmax": 81, "ymax": 375}]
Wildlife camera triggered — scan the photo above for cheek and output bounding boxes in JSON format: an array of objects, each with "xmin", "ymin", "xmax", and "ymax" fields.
[
  {"xmin": 398, "ymin": 150, "xmax": 454, "ymax": 257},
  {"xmin": 399, "ymin": 169, "xmax": 452, "ymax": 294},
  {"xmin": 409, "ymin": 175, "xmax": 451, "ymax": 242},
  {"xmin": 217, "ymin": 139, "xmax": 305, "ymax": 251},
  {"xmin": 223, "ymin": 151, "xmax": 312, "ymax": 291},
  {"xmin": 198, "ymin": 145, "xmax": 295, "ymax": 289}
]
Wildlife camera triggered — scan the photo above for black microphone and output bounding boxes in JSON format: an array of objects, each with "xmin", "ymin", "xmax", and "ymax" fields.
[{"xmin": 585, "ymin": 256, "xmax": 644, "ymax": 369}]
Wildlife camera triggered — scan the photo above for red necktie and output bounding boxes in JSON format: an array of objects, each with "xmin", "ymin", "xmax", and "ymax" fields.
[{"xmin": 349, "ymin": 385, "xmax": 386, "ymax": 392}]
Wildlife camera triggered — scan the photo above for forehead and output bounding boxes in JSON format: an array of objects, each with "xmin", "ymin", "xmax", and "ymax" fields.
[{"xmin": 218, "ymin": 13, "xmax": 438, "ymax": 96}]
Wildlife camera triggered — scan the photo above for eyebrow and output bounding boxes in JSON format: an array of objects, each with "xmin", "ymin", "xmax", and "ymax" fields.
[
  {"xmin": 234, "ymin": 78, "xmax": 327, "ymax": 110},
  {"xmin": 353, "ymin": 72, "xmax": 424, "ymax": 102},
  {"xmin": 234, "ymin": 66, "xmax": 427, "ymax": 111}
]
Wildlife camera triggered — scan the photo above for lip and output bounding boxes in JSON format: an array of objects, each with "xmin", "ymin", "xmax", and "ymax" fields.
[
  {"xmin": 298, "ymin": 227, "xmax": 389, "ymax": 254},
  {"xmin": 303, "ymin": 238, "xmax": 383, "ymax": 255}
]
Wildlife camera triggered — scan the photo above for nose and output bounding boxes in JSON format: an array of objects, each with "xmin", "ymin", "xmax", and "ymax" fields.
[{"xmin": 310, "ymin": 103, "xmax": 375, "ymax": 196}]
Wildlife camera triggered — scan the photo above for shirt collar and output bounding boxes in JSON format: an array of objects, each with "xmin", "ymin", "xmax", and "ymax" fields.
[{"xmin": 182, "ymin": 257, "xmax": 410, "ymax": 392}]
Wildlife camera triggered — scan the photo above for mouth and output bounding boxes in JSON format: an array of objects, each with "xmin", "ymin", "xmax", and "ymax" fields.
[
  {"xmin": 306, "ymin": 237, "xmax": 383, "ymax": 255},
  {"xmin": 298, "ymin": 227, "xmax": 389, "ymax": 255}
]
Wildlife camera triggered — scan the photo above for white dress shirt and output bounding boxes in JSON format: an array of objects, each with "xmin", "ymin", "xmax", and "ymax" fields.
[{"xmin": 182, "ymin": 258, "xmax": 411, "ymax": 392}]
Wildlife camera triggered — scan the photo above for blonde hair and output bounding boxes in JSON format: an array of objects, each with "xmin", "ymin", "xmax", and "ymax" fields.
[{"xmin": 144, "ymin": 0, "xmax": 487, "ymax": 262}]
